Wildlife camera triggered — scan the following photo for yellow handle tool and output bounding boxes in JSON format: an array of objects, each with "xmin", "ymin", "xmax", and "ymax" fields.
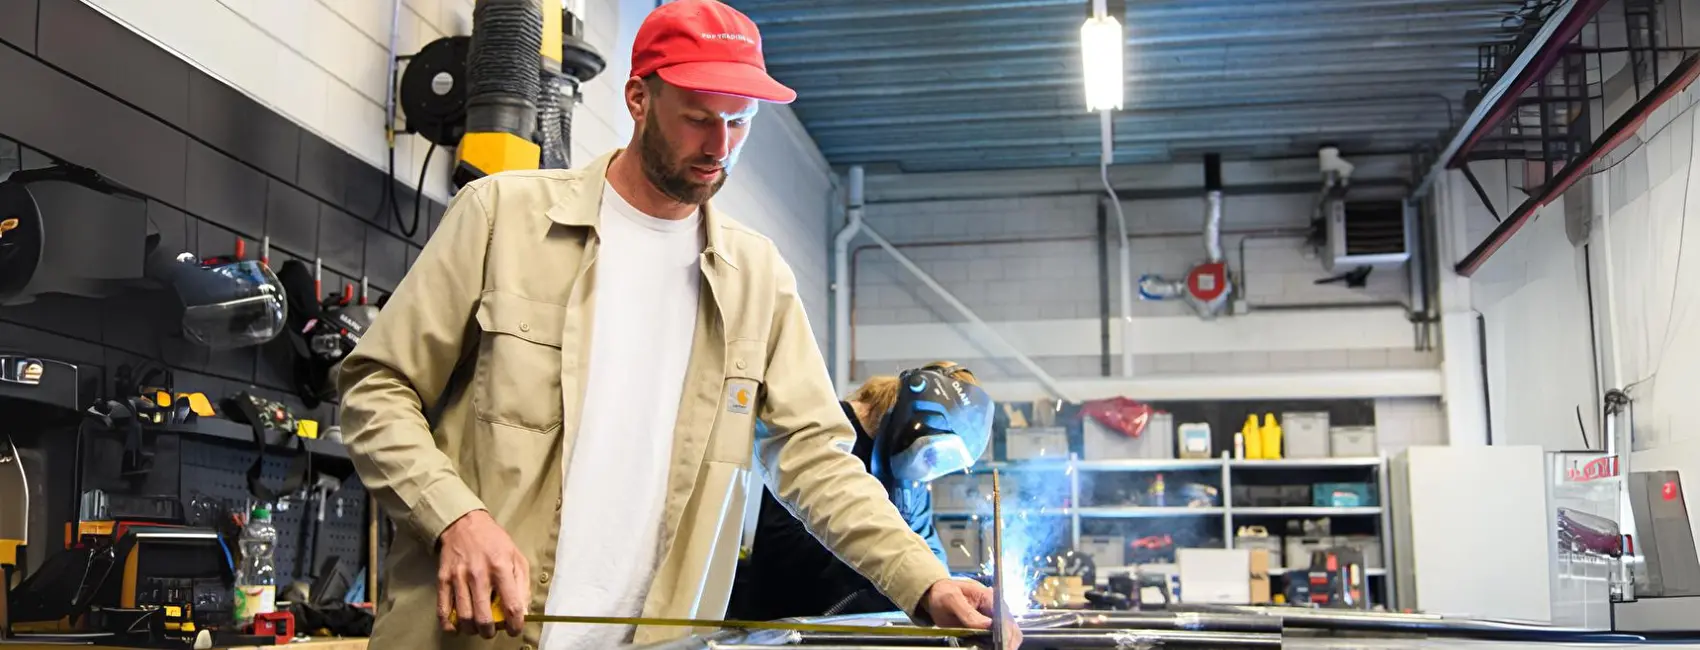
[{"xmin": 457, "ymin": 602, "xmax": 981, "ymax": 639}]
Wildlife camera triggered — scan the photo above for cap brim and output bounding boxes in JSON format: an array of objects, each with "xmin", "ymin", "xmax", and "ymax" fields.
[{"xmin": 656, "ymin": 62, "xmax": 797, "ymax": 104}]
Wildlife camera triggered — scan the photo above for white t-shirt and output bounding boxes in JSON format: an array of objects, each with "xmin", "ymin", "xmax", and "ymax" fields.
[{"xmin": 540, "ymin": 182, "xmax": 704, "ymax": 650}]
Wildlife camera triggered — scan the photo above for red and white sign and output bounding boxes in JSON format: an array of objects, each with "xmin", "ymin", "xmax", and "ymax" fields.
[
  {"xmin": 1187, "ymin": 262, "xmax": 1228, "ymax": 302},
  {"xmin": 1566, "ymin": 456, "xmax": 1619, "ymax": 482}
]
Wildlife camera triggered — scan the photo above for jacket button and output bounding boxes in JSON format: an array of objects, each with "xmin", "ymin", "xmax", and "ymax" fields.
[
  {"xmin": 554, "ymin": 497, "xmax": 562, "ymax": 511},
  {"xmin": 519, "ymin": 322, "xmax": 531, "ymax": 332},
  {"xmin": 735, "ymin": 359, "xmax": 746, "ymax": 370},
  {"xmin": 539, "ymin": 572, "xmax": 551, "ymax": 585}
]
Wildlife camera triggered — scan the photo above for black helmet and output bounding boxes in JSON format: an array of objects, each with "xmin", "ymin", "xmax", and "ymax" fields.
[{"xmin": 872, "ymin": 362, "xmax": 994, "ymax": 485}]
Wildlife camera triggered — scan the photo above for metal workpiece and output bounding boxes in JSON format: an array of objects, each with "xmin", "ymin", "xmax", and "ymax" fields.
[{"xmin": 1074, "ymin": 611, "xmax": 1281, "ymax": 633}]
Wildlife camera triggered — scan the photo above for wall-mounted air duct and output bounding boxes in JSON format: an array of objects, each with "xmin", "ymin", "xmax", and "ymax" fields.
[{"xmin": 1137, "ymin": 153, "xmax": 1233, "ymax": 319}]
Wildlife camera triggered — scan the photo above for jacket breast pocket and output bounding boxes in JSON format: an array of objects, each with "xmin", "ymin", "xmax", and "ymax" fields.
[
  {"xmin": 472, "ymin": 291, "xmax": 565, "ymax": 435},
  {"xmin": 707, "ymin": 338, "xmax": 767, "ymax": 466}
]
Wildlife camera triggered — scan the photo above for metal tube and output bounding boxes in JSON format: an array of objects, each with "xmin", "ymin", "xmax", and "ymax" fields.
[
  {"xmin": 861, "ymin": 225, "xmax": 1075, "ymax": 402},
  {"xmin": 1204, "ymin": 191, "xmax": 1224, "ymax": 263},
  {"xmin": 832, "ymin": 166, "xmax": 866, "ymax": 392},
  {"xmin": 1075, "ymin": 611, "xmax": 1280, "ymax": 633},
  {"xmin": 1020, "ymin": 629, "xmax": 1282, "ymax": 647}
]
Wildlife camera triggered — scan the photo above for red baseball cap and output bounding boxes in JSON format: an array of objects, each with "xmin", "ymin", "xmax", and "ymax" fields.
[{"xmin": 631, "ymin": 0, "xmax": 796, "ymax": 104}]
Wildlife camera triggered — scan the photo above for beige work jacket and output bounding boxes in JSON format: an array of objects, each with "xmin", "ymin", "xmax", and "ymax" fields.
[{"xmin": 336, "ymin": 150, "xmax": 949, "ymax": 650}]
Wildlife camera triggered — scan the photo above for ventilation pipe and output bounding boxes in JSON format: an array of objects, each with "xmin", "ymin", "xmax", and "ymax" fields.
[
  {"xmin": 1137, "ymin": 154, "xmax": 1232, "ymax": 319},
  {"xmin": 831, "ymin": 166, "xmax": 865, "ymax": 394}
]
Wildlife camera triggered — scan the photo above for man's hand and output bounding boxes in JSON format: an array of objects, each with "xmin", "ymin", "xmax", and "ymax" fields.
[
  {"xmin": 437, "ymin": 510, "xmax": 530, "ymax": 639},
  {"xmin": 919, "ymin": 579, "xmax": 1022, "ymax": 648}
]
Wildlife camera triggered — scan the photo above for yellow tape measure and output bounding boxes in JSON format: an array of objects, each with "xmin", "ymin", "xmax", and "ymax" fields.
[{"xmin": 456, "ymin": 603, "xmax": 978, "ymax": 638}]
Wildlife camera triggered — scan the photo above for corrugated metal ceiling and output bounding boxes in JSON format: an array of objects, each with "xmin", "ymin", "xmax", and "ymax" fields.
[{"xmin": 727, "ymin": 0, "xmax": 1537, "ymax": 173}]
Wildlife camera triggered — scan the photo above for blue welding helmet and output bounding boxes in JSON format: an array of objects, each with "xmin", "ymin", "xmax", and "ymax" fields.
[{"xmin": 874, "ymin": 362, "xmax": 994, "ymax": 484}]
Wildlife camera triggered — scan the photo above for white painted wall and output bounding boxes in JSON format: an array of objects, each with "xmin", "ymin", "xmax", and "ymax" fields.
[
  {"xmin": 79, "ymin": 0, "xmax": 837, "ymax": 348},
  {"xmin": 851, "ymin": 158, "xmax": 1439, "ymax": 404},
  {"xmin": 1456, "ymin": 6, "xmax": 1700, "ymax": 561},
  {"xmin": 1461, "ymin": 161, "xmax": 1601, "ymax": 451}
]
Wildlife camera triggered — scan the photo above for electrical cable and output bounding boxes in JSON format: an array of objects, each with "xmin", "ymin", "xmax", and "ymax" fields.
[{"xmin": 411, "ymin": 144, "xmax": 436, "ymax": 239}]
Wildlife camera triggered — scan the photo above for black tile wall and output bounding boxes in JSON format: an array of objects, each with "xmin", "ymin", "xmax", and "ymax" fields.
[
  {"xmin": 0, "ymin": 3, "xmax": 446, "ymax": 422},
  {"xmin": 318, "ymin": 203, "xmax": 369, "ymax": 277},
  {"xmin": 0, "ymin": 0, "xmax": 37, "ymax": 54},
  {"xmin": 265, "ymin": 179, "xmax": 320, "ymax": 258},
  {"xmin": 0, "ymin": 44, "xmax": 189, "ymax": 204},
  {"xmin": 186, "ymin": 71, "xmax": 300, "ymax": 182},
  {"xmin": 37, "ymin": 0, "xmax": 191, "ymax": 128},
  {"xmin": 186, "ymin": 140, "xmax": 268, "ymax": 238}
]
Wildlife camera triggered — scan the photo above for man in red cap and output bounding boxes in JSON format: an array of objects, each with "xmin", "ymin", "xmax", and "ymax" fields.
[{"xmin": 337, "ymin": 1, "xmax": 1011, "ymax": 649}]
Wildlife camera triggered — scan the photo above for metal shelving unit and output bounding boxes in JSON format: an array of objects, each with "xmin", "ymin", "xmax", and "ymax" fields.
[{"xmin": 933, "ymin": 454, "xmax": 1398, "ymax": 608}]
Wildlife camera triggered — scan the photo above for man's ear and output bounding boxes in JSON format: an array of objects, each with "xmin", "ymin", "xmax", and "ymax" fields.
[{"xmin": 624, "ymin": 75, "xmax": 648, "ymax": 122}]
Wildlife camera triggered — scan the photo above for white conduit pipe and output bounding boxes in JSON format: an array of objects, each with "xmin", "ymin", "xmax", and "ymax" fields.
[
  {"xmin": 1099, "ymin": 111, "xmax": 1135, "ymax": 377},
  {"xmin": 860, "ymin": 224, "xmax": 1075, "ymax": 403},
  {"xmin": 831, "ymin": 166, "xmax": 865, "ymax": 394}
]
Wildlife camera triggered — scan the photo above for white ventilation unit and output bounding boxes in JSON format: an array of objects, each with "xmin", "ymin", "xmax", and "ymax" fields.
[{"xmin": 1323, "ymin": 199, "xmax": 1415, "ymax": 271}]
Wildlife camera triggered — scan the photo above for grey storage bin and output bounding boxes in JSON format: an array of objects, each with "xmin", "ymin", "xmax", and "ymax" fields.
[
  {"xmin": 1234, "ymin": 527, "xmax": 1284, "ymax": 567},
  {"xmin": 1282, "ymin": 412, "xmax": 1331, "ymax": 458},
  {"xmin": 1330, "ymin": 426, "xmax": 1379, "ymax": 457},
  {"xmin": 1083, "ymin": 412, "xmax": 1175, "ymax": 460},
  {"xmin": 939, "ymin": 520, "xmax": 983, "ymax": 573},
  {"xmin": 1080, "ymin": 534, "xmax": 1127, "ymax": 568},
  {"xmin": 1006, "ymin": 426, "xmax": 1070, "ymax": 460}
]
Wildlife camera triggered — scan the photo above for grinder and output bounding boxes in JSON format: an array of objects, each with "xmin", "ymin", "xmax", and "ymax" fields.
[{"xmin": 870, "ymin": 362, "xmax": 994, "ymax": 487}]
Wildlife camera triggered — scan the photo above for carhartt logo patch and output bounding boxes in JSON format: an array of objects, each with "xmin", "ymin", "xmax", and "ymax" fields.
[{"xmin": 727, "ymin": 380, "xmax": 756, "ymax": 414}]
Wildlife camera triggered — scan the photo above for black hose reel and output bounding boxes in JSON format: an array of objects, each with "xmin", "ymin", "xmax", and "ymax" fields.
[{"xmin": 398, "ymin": 1, "xmax": 605, "ymax": 181}]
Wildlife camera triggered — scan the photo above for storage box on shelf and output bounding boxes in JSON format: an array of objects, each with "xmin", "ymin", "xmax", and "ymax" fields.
[{"xmin": 934, "ymin": 452, "xmax": 1399, "ymax": 607}]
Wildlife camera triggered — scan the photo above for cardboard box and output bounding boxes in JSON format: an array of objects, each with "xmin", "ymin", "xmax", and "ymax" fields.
[
  {"xmin": 1249, "ymin": 549, "xmax": 1272, "ymax": 604},
  {"xmin": 1234, "ymin": 530, "xmax": 1284, "ymax": 567}
]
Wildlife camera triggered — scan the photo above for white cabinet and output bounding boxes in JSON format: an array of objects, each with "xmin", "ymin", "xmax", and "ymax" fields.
[{"xmin": 1390, "ymin": 445, "xmax": 1553, "ymax": 621}]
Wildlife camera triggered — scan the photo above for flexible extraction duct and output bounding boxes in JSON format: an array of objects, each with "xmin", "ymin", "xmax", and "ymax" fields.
[
  {"xmin": 1137, "ymin": 154, "xmax": 1232, "ymax": 318},
  {"xmin": 454, "ymin": 0, "xmax": 543, "ymax": 186}
]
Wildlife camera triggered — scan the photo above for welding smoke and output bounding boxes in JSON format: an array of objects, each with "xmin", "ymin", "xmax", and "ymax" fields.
[{"xmin": 981, "ymin": 465, "xmax": 1075, "ymax": 615}]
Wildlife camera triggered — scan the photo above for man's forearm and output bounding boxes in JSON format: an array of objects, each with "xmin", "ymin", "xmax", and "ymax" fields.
[{"xmin": 336, "ymin": 181, "xmax": 493, "ymax": 544}]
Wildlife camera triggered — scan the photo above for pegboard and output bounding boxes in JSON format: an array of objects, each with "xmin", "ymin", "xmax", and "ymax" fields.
[{"xmin": 178, "ymin": 437, "xmax": 368, "ymax": 592}]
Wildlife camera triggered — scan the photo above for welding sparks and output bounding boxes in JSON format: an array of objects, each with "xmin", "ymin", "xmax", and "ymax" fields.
[{"xmin": 980, "ymin": 467, "xmax": 1073, "ymax": 616}]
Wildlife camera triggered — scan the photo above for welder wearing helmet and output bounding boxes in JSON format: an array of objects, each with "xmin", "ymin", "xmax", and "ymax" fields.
[{"xmin": 728, "ymin": 361, "xmax": 994, "ymax": 620}]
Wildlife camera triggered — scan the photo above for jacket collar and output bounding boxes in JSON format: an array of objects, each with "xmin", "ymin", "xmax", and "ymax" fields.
[{"xmin": 544, "ymin": 149, "xmax": 739, "ymax": 270}]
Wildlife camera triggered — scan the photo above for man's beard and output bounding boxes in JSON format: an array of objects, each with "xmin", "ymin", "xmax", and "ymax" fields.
[{"xmin": 639, "ymin": 111, "xmax": 729, "ymax": 206}]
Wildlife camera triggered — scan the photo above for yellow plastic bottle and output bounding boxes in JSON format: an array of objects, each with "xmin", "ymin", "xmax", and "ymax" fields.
[
  {"xmin": 1261, "ymin": 413, "xmax": 1283, "ymax": 459},
  {"xmin": 1242, "ymin": 414, "xmax": 1263, "ymax": 459}
]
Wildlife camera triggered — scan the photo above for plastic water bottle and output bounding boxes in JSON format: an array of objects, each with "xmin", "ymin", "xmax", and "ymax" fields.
[{"xmin": 233, "ymin": 506, "xmax": 278, "ymax": 626}]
